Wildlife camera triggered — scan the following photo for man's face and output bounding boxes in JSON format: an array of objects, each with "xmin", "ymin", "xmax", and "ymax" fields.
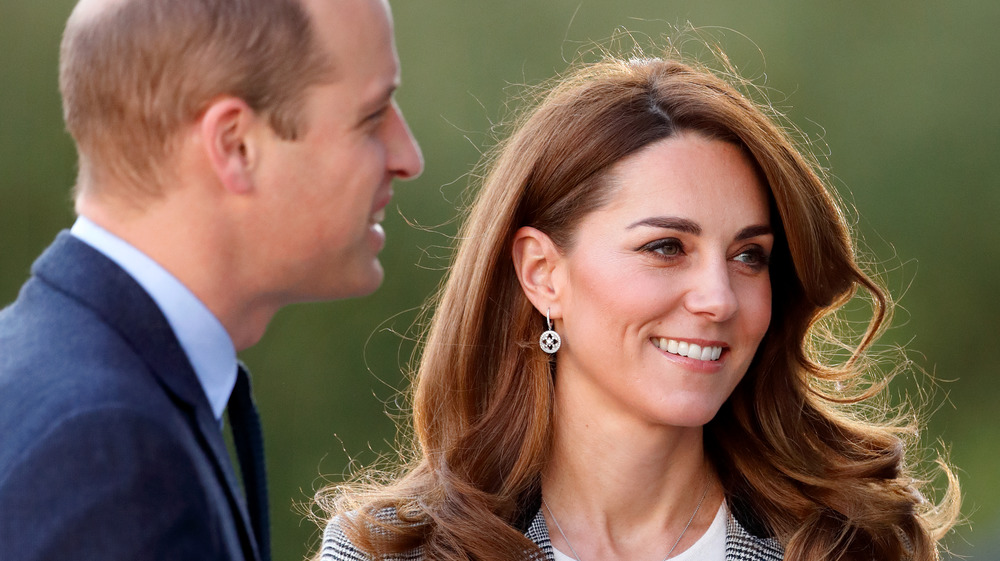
[{"xmin": 250, "ymin": 0, "xmax": 422, "ymax": 304}]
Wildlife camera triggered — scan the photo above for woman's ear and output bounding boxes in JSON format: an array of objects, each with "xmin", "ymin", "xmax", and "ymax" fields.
[
  {"xmin": 199, "ymin": 97, "xmax": 258, "ymax": 195},
  {"xmin": 512, "ymin": 226, "xmax": 565, "ymax": 318}
]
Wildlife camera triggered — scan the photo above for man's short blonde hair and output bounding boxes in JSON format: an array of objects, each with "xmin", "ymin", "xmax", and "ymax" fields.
[{"xmin": 60, "ymin": 0, "xmax": 333, "ymax": 198}]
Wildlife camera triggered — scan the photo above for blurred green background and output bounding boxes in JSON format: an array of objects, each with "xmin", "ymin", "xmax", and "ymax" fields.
[{"xmin": 2, "ymin": 1, "xmax": 997, "ymax": 559}]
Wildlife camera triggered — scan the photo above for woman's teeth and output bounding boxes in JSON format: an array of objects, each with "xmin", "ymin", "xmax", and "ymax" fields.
[
  {"xmin": 370, "ymin": 208, "xmax": 386, "ymax": 224},
  {"xmin": 654, "ymin": 338, "xmax": 723, "ymax": 361}
]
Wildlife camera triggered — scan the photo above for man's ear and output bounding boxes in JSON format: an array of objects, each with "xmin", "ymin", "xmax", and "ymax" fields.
[
  {"xmin": 200, "ymin": 97, "xmax": 258, "ymax": 194},
  {"xmin": 512, "ymin": 226, "xmax": 565, "ymax": 318}
]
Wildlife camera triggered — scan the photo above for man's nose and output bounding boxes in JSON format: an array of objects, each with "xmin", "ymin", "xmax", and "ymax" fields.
[{"xmin": 386, "ymin": 102, "xmax": 423, "ymax": 180}]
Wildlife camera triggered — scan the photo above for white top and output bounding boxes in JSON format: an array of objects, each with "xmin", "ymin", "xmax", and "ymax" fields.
[
  {"xmin": 550, "ymin": 501, "xmax": 727, "ymax": 561},
  {"xmin": 70, "ymin": 216, "xmax": 238, "ymax": 422}
]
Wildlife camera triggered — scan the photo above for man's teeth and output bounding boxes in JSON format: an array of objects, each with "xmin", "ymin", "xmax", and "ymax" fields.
[
  {"xmin": 371, "ymin": 208, "xmax": 386, "ymax": 223},
  {"xmin": 655, "ymin": 338, "xmax": 723, "ymax": 361}
]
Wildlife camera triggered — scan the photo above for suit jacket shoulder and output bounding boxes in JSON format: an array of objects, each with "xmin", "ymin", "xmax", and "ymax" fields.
[{"xmin": 0, "ymin": 232, "xmax": 258, "ymax": 561}]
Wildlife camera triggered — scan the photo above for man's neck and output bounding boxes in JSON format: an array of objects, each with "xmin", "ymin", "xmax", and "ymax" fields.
[{"xmin": 75, "ymin": 194, "xmax": 275, "ymax": 351}]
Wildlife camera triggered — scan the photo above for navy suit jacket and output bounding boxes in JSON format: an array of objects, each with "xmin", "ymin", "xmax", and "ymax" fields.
[{"xmin": 0, "ymin": 232, "xmax": 261, "ymax": 560}]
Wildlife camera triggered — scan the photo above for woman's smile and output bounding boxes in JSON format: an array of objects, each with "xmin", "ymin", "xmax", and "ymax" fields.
[{"xmin": 652, "ymin": 338, "xmax": 725, "ymax": 362}]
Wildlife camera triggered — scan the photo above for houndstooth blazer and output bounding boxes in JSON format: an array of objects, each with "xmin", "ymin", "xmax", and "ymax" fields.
[{"xmin": 320, "ymin": 508, "xmax": 784, "ymax": 561}]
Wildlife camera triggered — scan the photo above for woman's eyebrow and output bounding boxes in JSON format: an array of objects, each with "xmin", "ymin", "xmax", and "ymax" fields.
[
  {"xmin": 736, "ymin": 224, "xmax": 772, "ymax": 240},
  {"xmin": 626, "ymin": 216, "xmax": 700, "ymax": 234},
  {"xmin": 627, "ymin": 217, "xmax": 772, "ymax": 241}
]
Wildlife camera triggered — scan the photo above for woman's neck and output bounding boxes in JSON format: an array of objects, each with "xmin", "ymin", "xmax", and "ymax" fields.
[{"xmin": 539, "ymin": 381, "xmax": 722, "ymax": 560}]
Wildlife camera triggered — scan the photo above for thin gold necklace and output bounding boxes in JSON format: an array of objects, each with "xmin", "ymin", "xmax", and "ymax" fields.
[{"xmin": 541, "ymin": 481, "xmax": 711, "ymax": 561}]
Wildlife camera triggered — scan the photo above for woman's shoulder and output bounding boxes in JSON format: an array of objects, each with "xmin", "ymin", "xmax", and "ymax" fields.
[
  {"xmin": 725, "ymin": 513, "xmax": 784, "ymax": 561},
  {"xmin": 319, "ymin": 510, "xmax": 425, "ymax": 561},
  {"xmin": 319, "ymin": 517, "xmax": 372, "ymax": 561}
]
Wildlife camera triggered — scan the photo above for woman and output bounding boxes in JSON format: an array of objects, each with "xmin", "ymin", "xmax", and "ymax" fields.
[{"xmin": 316, "ymin": 50, "xmax": 960, "ymax": 561}]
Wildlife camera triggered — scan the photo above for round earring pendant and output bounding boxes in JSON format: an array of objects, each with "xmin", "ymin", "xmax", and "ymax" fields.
[{"xmin": 540, "ymin": 330, "xmax": 561, "ymax": 354}]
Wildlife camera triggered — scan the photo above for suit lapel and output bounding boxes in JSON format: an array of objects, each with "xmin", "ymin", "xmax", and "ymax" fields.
[
  {"xmin": 32, "ymin": 232, "xmax": 262, "ymax": 561},
  {"xmin": 524, "ymin": 509, "xmax": 554, "ymax": 560}
]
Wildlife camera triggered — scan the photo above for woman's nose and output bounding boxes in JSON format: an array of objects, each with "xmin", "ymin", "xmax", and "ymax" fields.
[{"xmin": 683, "ymin": 258, "xmax": 739, "ymax": 322}]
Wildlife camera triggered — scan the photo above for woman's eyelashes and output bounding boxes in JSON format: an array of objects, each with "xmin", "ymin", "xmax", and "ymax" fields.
[
  {"xmin": 639, "ymin": 237, "xmax": 683, "ymax": 258},
  {"xmin": 732, "ymin": 245, "xmax": 771, "ymax": 270}
]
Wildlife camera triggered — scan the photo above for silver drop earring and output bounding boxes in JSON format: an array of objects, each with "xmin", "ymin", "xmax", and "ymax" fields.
[{"xmin": 539, "ymin": 308, "xmax": 561, "ymax": 354}]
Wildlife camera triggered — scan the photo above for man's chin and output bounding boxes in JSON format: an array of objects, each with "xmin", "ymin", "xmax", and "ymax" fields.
[
  {"xmin": 288, "ymin": 260, "xmax": 385, "ymax": 304},
  {"xmin": 335, "ymin": 262, "xmax": 385, "ymax": 300}
]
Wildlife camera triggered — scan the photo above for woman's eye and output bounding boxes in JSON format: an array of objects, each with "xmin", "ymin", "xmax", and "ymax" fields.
[
  {"xmin": 640, "ymin": 238, "xmax": 683, "ymax": 257},
  {"xmin": 733, "ymin": 246, "xmax": 770, "ymax": 268}
]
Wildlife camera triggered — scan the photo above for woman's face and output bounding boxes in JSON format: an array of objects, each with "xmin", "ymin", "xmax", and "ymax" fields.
[{"xmin": 551, "ymin": 132, "xmax": 773, "ymax": 429}]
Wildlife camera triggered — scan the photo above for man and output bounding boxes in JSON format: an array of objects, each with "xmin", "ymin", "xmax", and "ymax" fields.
[{"xmin": 0, "ymin": 0, "xmax": 422, "ymax": 559}]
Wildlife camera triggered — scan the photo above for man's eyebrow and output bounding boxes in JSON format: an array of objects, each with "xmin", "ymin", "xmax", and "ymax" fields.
[{"xmin": 626, "ymin": 216, "xmax": 701, "ymax": 235}]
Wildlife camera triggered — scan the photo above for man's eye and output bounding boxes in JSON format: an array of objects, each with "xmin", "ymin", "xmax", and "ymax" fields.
[{"xmin": 363, "ymin": 106, "xmax": 389, "ymax": 126}]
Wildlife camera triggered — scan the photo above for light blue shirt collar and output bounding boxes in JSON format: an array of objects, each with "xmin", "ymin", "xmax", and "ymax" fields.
[{"xmin": 70, "ymin": 216, "xmax": 237, "ymax": 422}]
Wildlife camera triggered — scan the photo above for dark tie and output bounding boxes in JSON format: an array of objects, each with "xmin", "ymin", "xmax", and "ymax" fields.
[{"xmin": 228, "ymin": 365, "xmax": 271, "ymax": 561}]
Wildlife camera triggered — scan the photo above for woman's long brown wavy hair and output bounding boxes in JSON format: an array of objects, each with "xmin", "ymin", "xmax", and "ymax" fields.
[{"xmin": 316, "ymin": 49, "xmax": 960, "ymax": 561}]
